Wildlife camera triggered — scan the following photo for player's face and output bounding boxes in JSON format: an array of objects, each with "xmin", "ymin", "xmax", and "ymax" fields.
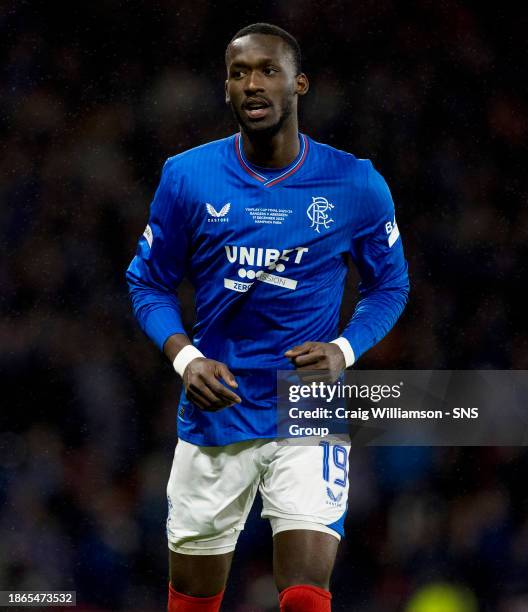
[{"xmin": 225, "ymin": 34, "xmax": 308, "ymax": 136}]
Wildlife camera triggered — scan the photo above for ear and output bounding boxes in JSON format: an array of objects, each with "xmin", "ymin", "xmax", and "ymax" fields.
[
  {"xmin": 225, "ymin": 79, "xmax": 230, "ymax": 104},
  {"xmin": 295, "ymin": 73, "xmax": 309, "ymax": 96}
]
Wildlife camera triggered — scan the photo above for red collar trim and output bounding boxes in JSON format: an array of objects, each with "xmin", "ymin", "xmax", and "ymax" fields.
[{"xmin": 234, "ymin": 133, "xmax": 309, "ymax": 187}]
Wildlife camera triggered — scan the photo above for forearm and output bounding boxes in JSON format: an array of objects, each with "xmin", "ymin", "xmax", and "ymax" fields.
[
  {"xmin": 127, "ymin": 268, "xmax": 187, "ymax": 351},
  {"xmin": 163, "ymin": 333, "xmax": 192, "ymax": 362},
  {"xmin": 340, "ymin": 285, "xmax": 408, "ymax": 361}
]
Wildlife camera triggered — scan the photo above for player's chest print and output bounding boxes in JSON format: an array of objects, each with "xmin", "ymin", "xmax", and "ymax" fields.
[
  {"xmin": 208, "ymin": 193, "xmax": 338, "ymax": 294},
  {"xmin": 223, "ymin": 244, "xmax": 308, "ymax": 293}
]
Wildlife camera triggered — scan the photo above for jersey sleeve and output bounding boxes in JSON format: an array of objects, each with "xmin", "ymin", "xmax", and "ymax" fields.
[
  {"xmin": 125, "ymin": 158, "xmax": 190, "ymax": 351},
  {"xmin": 340, "ymin": 160, "xmax": 410, "ymax": 362}
]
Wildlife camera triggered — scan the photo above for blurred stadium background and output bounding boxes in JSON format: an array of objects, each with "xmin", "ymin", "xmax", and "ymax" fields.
[{"xmin": 1, "ymin": 1, "xmax": 527, "ymax": 610}]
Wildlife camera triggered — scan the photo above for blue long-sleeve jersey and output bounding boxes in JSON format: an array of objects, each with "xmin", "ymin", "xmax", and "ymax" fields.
[{"xmin": 126, "ymin": 132, "xmax": 409, "ymax": 445}]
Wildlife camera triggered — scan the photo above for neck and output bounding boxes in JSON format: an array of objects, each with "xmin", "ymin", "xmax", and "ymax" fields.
[{"xmin": 240, "ymin": 120, "xmax": 300, "ymax": 168}]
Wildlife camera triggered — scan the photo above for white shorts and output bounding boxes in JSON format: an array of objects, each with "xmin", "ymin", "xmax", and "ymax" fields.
[{"xmin": 166, "ymin": 437, "xmax": 350, "ymax": 555}]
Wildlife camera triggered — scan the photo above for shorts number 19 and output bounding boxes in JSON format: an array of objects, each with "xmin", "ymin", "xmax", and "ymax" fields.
[{"xmin": 319, "ymin": 441, "xmax": 348, "ymax": 488}]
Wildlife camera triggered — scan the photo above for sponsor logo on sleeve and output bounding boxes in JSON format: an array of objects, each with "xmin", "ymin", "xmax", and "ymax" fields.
[
  {"xmin": 385, "ymin": 218, "xmax": 400, "ymax": 247},
  {"xmin": 143, "ymin": 224, "xmax": 153, "ymax": 248}
]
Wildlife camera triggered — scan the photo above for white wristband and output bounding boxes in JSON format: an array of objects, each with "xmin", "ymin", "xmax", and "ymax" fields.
[
  {"xmin": 330, "ymin": 337, "xmax": 355, "ymax": 368},
  {"xmin": 172, "ymin": 345, "xmax": 205, "ymax": 377}
]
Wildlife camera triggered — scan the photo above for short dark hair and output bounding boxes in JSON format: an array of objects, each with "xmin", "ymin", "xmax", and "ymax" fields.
[{"xmin": 226, "ymin": 23, "xmax": 302, "ymax": 75}]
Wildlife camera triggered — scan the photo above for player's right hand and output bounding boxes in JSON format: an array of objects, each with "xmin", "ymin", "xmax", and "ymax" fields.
[{"xmin": 183, "ymin": 358, "xmax": 241, "ymax": 411}]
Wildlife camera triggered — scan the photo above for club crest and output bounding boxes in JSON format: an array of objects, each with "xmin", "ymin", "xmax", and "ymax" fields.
[{"xmin": 307, "ymin": 196, "xmax": 334, "ymax": 232}]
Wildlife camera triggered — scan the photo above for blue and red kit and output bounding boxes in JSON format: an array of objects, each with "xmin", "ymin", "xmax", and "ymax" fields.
[{"xmin": 126, "ymin": 133, "xmax": 409, "ymax": 445}]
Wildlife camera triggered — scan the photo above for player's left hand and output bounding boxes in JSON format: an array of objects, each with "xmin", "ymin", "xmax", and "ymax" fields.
[{"xmin": 284, "ymin": 341, "xmax": 346, "ymax": 383}]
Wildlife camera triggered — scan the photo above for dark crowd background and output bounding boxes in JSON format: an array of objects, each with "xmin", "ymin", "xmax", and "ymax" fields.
[{"xmin": 1, "ymin": 1, "xmax": 527, "ymax": 610}]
